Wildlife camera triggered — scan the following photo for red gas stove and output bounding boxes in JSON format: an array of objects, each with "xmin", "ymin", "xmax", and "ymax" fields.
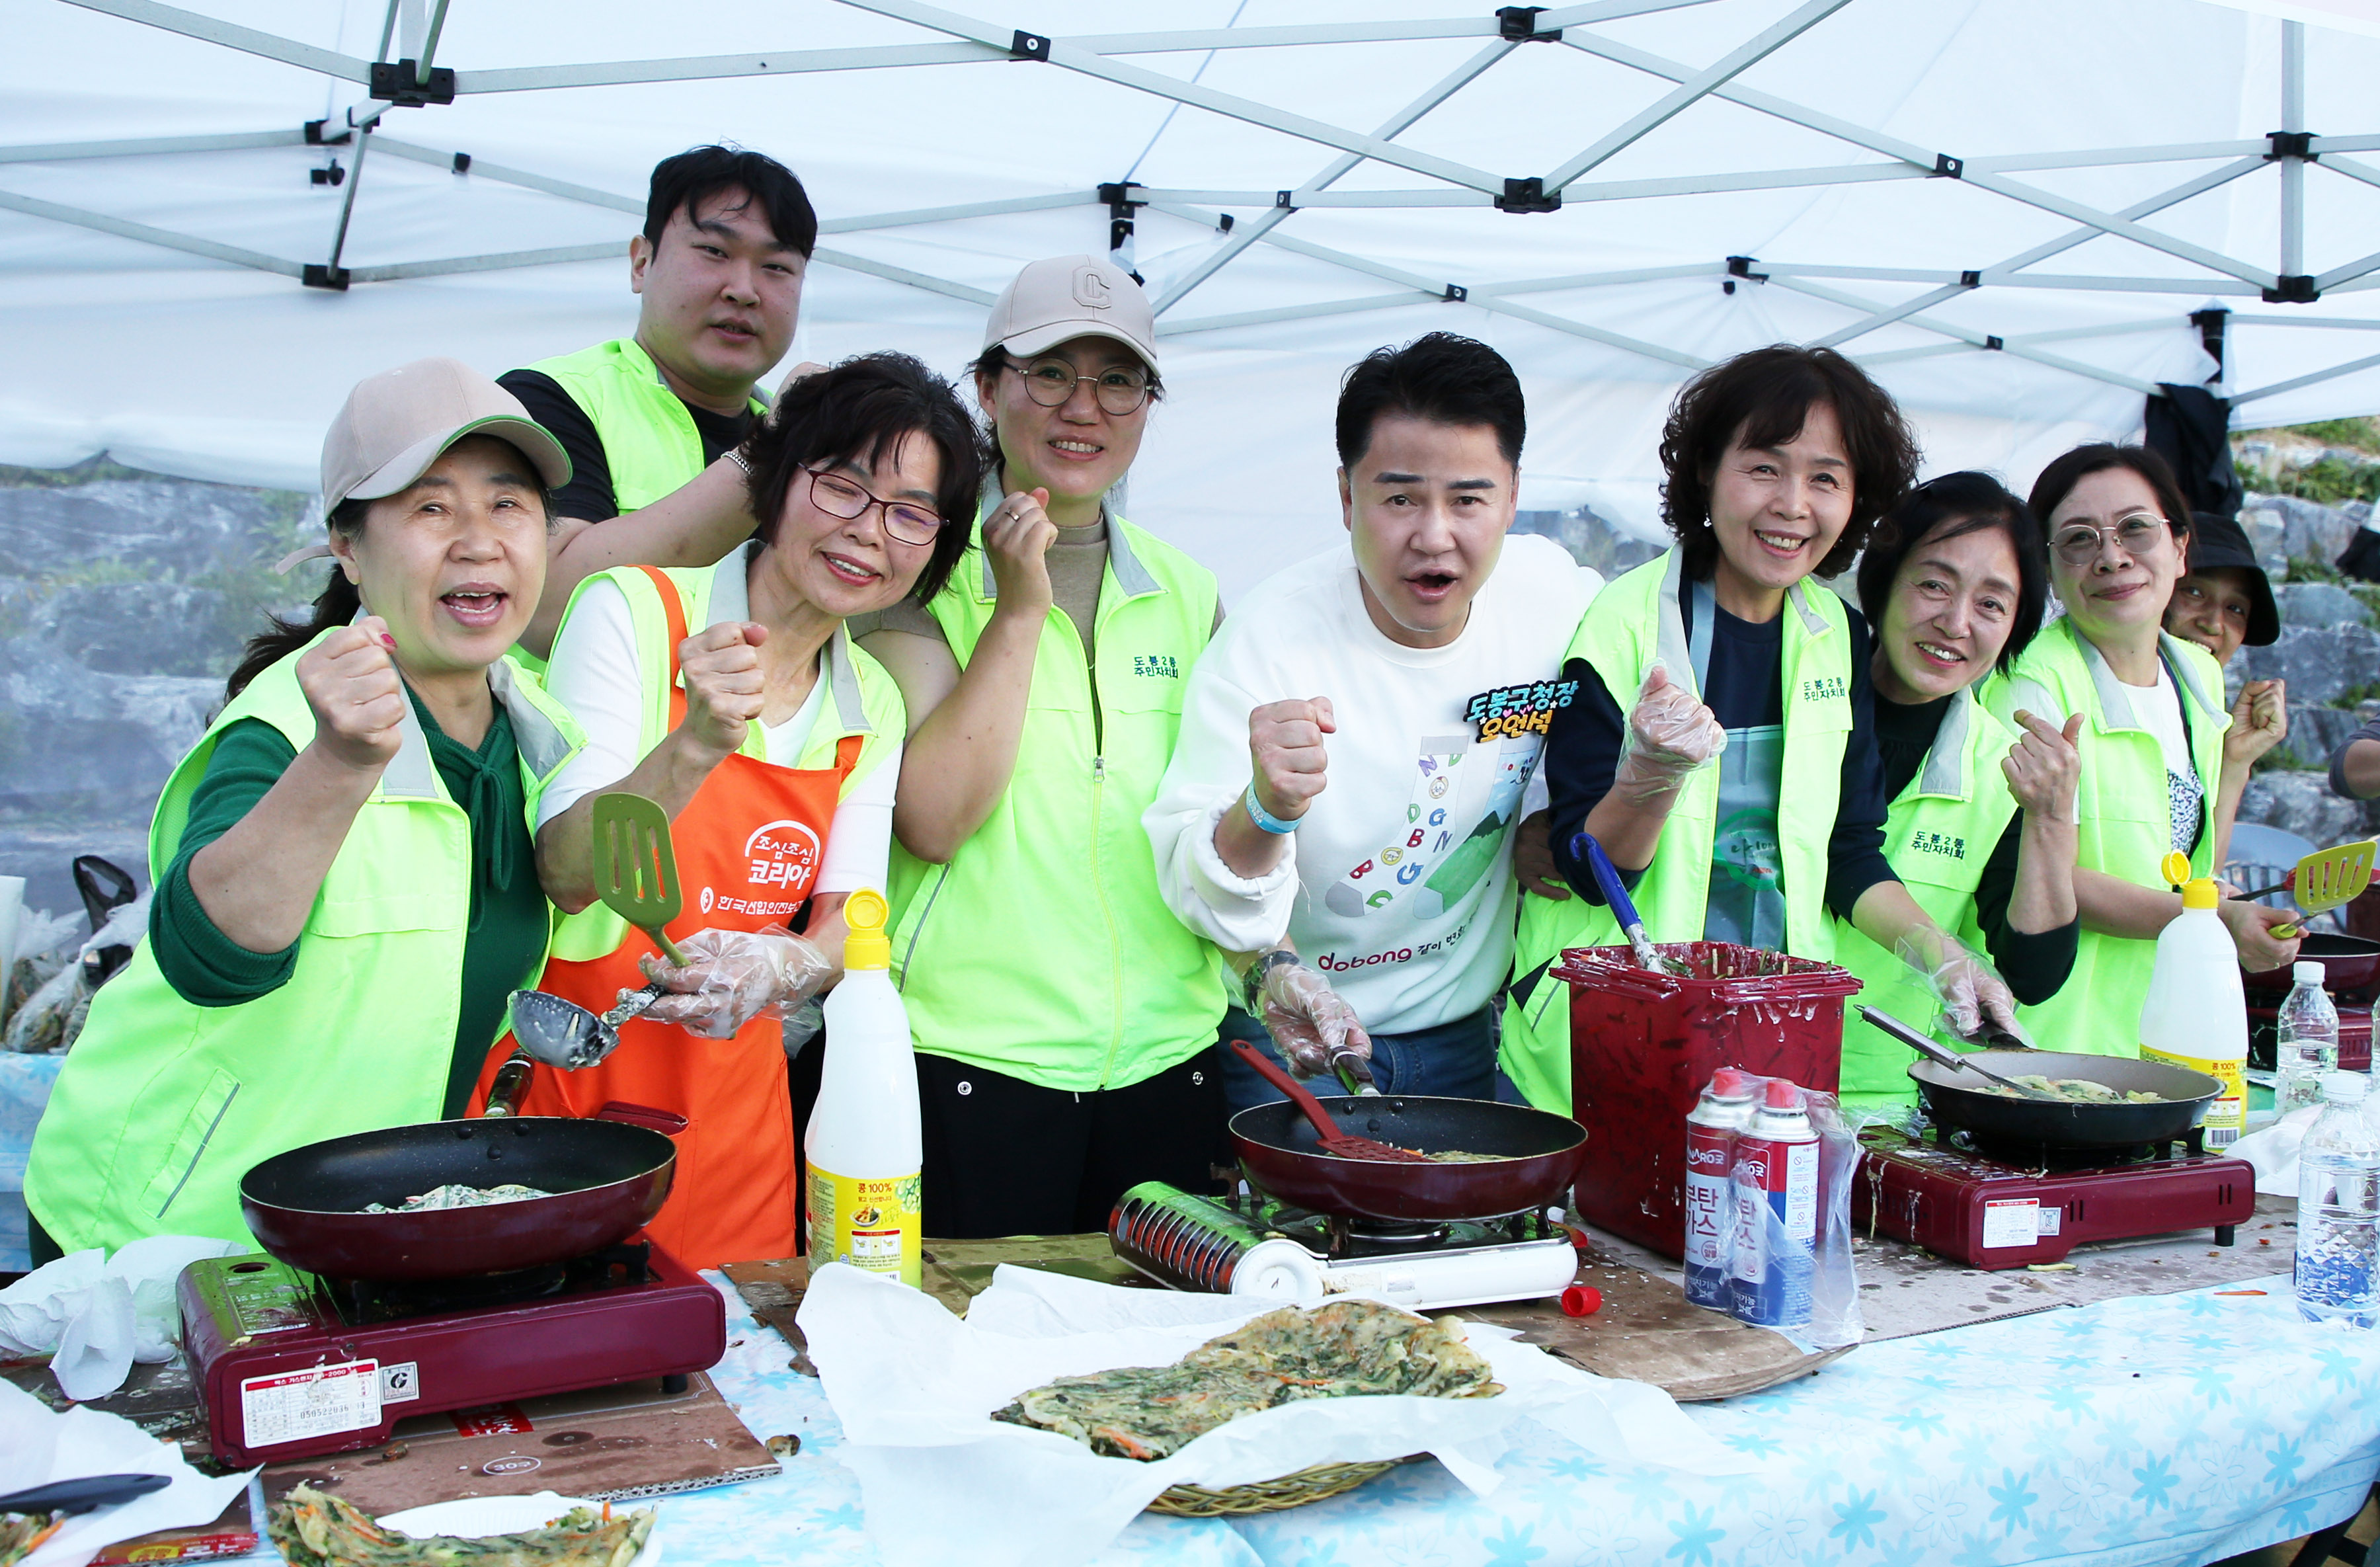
[
  {"xmin": 1850, "ymin": 1125, "xmax": 2256, "ymax": 1270},
  {"xmin": 179, "ymin": 1239, "xmax": 725, "ymax": 1465},
  {"xmin": 2248, "ymin": 1003, "xmax": 2373, "ymax": 1073}
]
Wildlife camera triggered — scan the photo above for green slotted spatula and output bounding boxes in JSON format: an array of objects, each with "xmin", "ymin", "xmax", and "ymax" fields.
[{"xmin": 592, "ymin": 791, "xmax": 688, "ymax": 967}]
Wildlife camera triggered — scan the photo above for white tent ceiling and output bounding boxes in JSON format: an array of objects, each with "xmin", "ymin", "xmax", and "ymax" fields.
[{"xmin": 7, "ymin": 0, "xmax": 2380, "ymax": 595}]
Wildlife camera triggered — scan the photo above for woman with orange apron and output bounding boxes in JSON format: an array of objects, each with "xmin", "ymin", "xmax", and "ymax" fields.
[{"xmin": 475, "ymin": 353, "xmax": 986, "ymax": 1270}]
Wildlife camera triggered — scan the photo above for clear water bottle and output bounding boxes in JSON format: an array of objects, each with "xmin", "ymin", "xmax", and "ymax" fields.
[
  {"xmin": 2277, "ymin": 961, "xmax": 2342, "ymax": 1117},
  {"xmin": 2295, "ymin": 1072, "xmax": 2380, "ymax": 1330}
]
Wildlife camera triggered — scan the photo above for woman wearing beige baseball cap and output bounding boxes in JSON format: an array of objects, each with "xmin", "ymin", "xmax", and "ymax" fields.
[
  {"xmin": 24, "ymin": 359, "xmax": 588, "ymax": 1261},
  {"xmin": 850, "ymin": 255, "xmax": 1234, "ymax": 1238}
]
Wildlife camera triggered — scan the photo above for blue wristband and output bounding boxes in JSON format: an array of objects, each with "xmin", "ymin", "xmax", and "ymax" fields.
[{"xmin": 1243, "ymin": 783, "xmax": 1301, "ymax": 835}]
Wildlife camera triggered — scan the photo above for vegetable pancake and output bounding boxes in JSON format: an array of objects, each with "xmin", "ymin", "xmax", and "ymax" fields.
[
  {"xmin": 268, "ymin": 1485, "xmax": 653, "ymax": 1567},
  {"xmin": 992, "ymin": 1298, "xmax": 1501, "ymax": 1461}
]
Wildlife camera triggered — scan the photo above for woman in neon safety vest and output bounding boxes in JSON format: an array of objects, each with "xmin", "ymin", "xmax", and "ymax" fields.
[
  {"xmin": 853, "ymin": 255, "xmax": 1302, "ymax": 1239},
  {"xmin": 1501, "ymin": 346, "xmax": 2024, "ymax": 1114},
  {"xmin": 475, "ymin": 353, "xmax": 984, "ymax": 1271},
  {"xmin": 26, "ymin": 360, "xmax": 582, "ymax": 1262},
  {"xmin": 1985, "ymin": 445, "xmax": 2298, "ymax": 1054},
  {"xmin": 1833, "ymin": 473, "xmax": 2086, "ymax": 1108}
]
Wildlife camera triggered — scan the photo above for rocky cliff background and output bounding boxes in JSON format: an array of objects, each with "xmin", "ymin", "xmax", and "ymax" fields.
[{"xmin": 0, "ymin": 459, "xmax": 312, "ymax": 920}]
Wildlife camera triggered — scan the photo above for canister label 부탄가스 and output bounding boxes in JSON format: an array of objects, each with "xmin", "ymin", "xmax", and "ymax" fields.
[
  {"xmin": 806, "ymin": 1166, "xmax": 922, "ymax": 1287},
  {"xmin": 2139, "ymin": 1045, "xmax": 2246, "ymax": 1147}
]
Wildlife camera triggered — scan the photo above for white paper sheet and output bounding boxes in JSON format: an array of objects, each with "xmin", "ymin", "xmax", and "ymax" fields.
[
  {"xmin": 0, "ymin": 1236, "xmax": 240, "ymax": 1399},
  {"xmin": 0, "ymin": 1378, "xmax": 253, "ymax": 1567},
  {"xmin": 796, "ymin": 1262, "xmax": 1746, "ymax": 1567}
]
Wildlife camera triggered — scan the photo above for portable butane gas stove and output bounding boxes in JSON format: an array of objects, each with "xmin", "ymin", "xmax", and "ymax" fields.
[
  {"xmin": 179, "ymin": 1239, "xmax": 726, "ymax": 1465},
  {"xmin": 1109, "ymin": 1182, "xmax": 1581, "ymax": 1309},
  {"xmin": 2248, "ymin": 1001, "xmax": 2373, "ymax": 1072},
  {"xmin": 1850, "ymin": 1124, "xmax": 2256, "ymax": 1270}
]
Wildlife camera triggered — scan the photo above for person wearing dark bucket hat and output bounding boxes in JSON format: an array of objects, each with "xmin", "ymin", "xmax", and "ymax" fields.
[
  {"xmin": 22, "ymin": 360, "xmax": 588, "ymax": 1264},
  {"xmin": 2164, "ymin": 510, "xmax": 2281, "ymax": 668}
]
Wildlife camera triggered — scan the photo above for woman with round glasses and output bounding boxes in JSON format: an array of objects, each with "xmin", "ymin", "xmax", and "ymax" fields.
[
  {"xmin": 852, "ymin": 255, "xmax": 1232, "ymax": 1239},
  {"xmin": 478, "ymin": 352, "xmax": 984, "ymax": 1269},
  {"xmin": 1985, "ymin": 444, "xmax": 2297, "ymax": 1057}
]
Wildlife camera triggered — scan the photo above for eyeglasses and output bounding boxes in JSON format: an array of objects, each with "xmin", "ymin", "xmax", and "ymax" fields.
[
  {"xmin": 2050, "ymin": 512, "xmax": 2172, "ymax": 567},
  {"xmin": 801, "ymin": 465, "xmax": 944, "ymax": 547},
  {"xmin": 1005, "ymin": 355, "xmax": 1152, "ymax": 416}
]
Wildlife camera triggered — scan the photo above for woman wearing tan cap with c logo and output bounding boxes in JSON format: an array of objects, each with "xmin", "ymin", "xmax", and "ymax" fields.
[
  {"xmin": 25, "ymin": 360, "xmax": 584, "ymax": 1261},
  {"xmin": 853, "ymin": 255, "xmax": 1242, "ymax": 1238}
]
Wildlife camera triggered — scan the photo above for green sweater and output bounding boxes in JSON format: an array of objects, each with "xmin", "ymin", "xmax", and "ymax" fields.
[{"xmin": 151, "ymin": 688, "xmax": 546, "ymax": 1117}]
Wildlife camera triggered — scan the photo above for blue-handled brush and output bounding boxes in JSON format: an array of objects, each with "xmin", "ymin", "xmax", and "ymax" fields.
[{"xmin": 1571, "ymin": 831, "xmax": 1684, "ymax": 976}]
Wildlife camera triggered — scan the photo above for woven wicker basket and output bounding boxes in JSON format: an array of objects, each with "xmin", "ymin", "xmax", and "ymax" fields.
[{"xmin": 1147, "ymin": 1457, "xmax": 1411, "ymax": 1517}]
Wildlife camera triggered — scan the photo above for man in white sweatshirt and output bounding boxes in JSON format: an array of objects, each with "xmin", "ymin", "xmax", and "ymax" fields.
[{"xmin": 1144, "ymin": 333, "xmax": 1603, "ymax": 1110}]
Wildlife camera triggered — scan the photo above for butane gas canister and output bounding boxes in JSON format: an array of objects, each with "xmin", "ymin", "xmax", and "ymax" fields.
[
  {"xmin": 1729, "ymin": 1079, "xmax": 1819, "ymax": 1329},
  {"xmin": 1683, "ymin": 1067, "xmax": 1758, "ymax": 1308}
]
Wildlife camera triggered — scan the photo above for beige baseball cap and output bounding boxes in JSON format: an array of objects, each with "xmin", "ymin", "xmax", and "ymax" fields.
[
  {"xmin": 321, "ymin": 357, "xmax": 571, "ymax": 512},
  {"xmin": 982, "ymin": 254, "xmax": 1159, "ymax": 369}
]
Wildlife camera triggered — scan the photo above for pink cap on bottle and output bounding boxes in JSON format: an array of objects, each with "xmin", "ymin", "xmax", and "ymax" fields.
[
  {"xmin": 1763, "ymin": 1078, "xmax": 1802, "ymax": 1109},
  {"xmin": 1712, "ymin": 1067, "xmax": 1753, "ymax": 1097}
]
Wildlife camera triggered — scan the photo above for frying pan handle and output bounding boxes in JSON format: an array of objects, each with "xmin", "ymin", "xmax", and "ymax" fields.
[
  {"xmin": 1226, "ymin": 1037, "xmax": 1351, "ymax": 1141},
  {"xmin": 483, "ymin": 1048, "xmax": 535, "ymax": 1119},
  {"xmin": 1858, "ymin": 1005, "xmax": 1969, "ymax": 1071}
]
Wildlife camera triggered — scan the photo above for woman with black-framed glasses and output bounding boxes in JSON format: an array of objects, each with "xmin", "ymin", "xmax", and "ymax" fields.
[
  {"xmin": 850, "ymin": 254, "xmax": 1234, "ymax": 1240},
  {"xmin": 1984, "ymin": 444, "xmax": 2297, "ymax": 1069},
  {"xmin": 477, "ymin": 352, "xmax": 986, "ymax": 1269}
]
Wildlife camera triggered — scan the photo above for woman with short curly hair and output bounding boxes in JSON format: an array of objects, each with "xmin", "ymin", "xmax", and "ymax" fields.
[{"xmin": 1501, "ymin": 346, "xmax": 2022, "ymax": 1114}]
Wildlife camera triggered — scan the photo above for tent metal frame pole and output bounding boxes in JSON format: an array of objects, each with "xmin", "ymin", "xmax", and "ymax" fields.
[
  {"xmin": 370, "ymin": 137, "xmax": 640, "ymax": 213},
  {"xmin": 1810, "ymin": 281, "xmax": 1973, "ymax": 350},
  {"xmin": 415, "ymin": 0, "xmax": 453, "ymax": 85},
  {"xmin": 0, "ymin": 184, "xmax": 303, "ymax": 276},
  {"xmin": 348, "ymin": 241, "xmax": 619, "ymax": 282},
  {"xmin": 1153, "ymin": 38, "xmax": 1519, "ymax": 313},
  {"xmin": 0, "ymin": 131, "xmax": 304, "ymax": 162},
  {"xmin": 1771, "ymin": 274, "xmax": 2162, "ymax": 395},
  {"xmin": 1858, "ymin": 316, "xmax": 2184, "ymax": 366},
  {"xmin": 1134, "ymin": 162, "xmax": 1926, "ymax": 208},
  {"xmin": 59, "ymin": 0, "xmax": 372, "ymax": 81},
  {"xmin": 2321, "ymin": 154, "xmax": 2380, "ymax": 193},
  {"xmin": 1544, "ymin": 0, "xmax": 1851, "ymax": 190},
  {"xmin": 323, "ymin": 126, "xmax": 372, "ymax": 273},
  {"xmin": 1977, "ymin": 157, "xmax": 2268, "ymax": 282},
  {"xmin": 2282, "ymin": 21, "xmax": 2306, "ymax": 281},
  {"xmin": 2235, "ymin": 350, "xmax": 2380, "ymax": 405},
  {"xmin": 840, "ymin": 0, "xmax": 1506, "ymax": 194},
  {"xmin": 2227, "ymin": 314, "xmax": 2380, "ymax": 330}
]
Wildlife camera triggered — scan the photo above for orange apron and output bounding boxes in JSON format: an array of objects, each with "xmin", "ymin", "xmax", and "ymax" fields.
[{"xmin": 473, "ymin": 566, "xmax": 857, "ymax": 1270}]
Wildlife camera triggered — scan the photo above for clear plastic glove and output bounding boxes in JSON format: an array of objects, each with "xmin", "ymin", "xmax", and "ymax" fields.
[
  {"xmin": 1612, "ymin": 665, "xmax": 1726, "ymax": 804},
  {"xmin": 633, "ymin": 928, "xmax": 834, "ymax": 1039},
  {"xmin": 1894, "ymin": 930, "xmax": 2027, "ymax": 1045},
  {"xmin": 1250, "ymin": 957, "xmax": 1372, "ymax": 1078}
]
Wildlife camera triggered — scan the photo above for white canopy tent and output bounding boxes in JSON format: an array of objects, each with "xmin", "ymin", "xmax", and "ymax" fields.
[{"xmin": 7, "ymin": 0, "xmax": 2380, "ymax": 594}]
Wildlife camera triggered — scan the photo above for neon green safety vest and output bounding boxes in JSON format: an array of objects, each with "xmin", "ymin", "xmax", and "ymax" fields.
[
  {"xmin": 1833, "ymin": 683, "xmax": 2022, "ymax": 1104},
  {"xmin": 514, "ymin": 339, "xmax": 766, "ymax": 678},
  {"xmin": 887, "ymin": 513, "xmax": 1228, "ymax": 1092},
  {"xmin": 1499, "ymin": 551, "xmax": 1858, "ymax": 1114},
  {"xmin": 1984, "ymin": 618, "xmax": 2229, "ymax": 1055},
  {"xmin": 543, "ymin": 554, "xmax": 906, "ymax": 966},
  {"xmin": 525, "ymin": 338, "xmax": 766, "ymax": 514},
  {"xmin": 26, "ymin": 640, "xmax": 584, "ymax": 1254}
]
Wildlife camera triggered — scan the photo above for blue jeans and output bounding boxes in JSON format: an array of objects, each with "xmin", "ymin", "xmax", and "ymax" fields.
[{"xmin": 1218, "ymin": 1003, "xmax": 1498, "ymax": 1118}]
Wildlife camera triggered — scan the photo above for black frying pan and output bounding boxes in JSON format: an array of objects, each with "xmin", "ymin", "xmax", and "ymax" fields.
[
  {"xmin": 1861, "ymin": 1006, "xmax": 2221, "ymax": 1149},
  {"xmin": 241, "ymin": 1115, "xmax": 675, "ymax": 1282},
  {"xmin": 1229, "ymin": 1094, "xmax": 1587, "ymax": 1222}
]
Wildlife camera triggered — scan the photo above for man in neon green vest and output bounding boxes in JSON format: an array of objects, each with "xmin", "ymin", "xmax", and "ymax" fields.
[{"xmin": 503, "ymin": 145, "xmax": 820, "ymax": 659}]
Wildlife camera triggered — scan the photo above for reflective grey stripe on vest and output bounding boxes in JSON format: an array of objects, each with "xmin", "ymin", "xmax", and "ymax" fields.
[{"xmin": 1915, "ymin": 686, "xmax": 1976, "ymax": 800}]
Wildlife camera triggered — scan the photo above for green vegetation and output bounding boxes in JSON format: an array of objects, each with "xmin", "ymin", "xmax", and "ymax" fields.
[
  {"xmin": 2335, "ymin": 680, "xmax": 2380, "ymax": 709},
  {"xmin": 2254, "ymin": 744, "xmax": 2316, "ymax": 774},
  {"xmin": 0, "ymin": 456, "xmax": 157, "ymax": 488},
  {"xmin": 2278, "ymin": 417, "xmax": 2380, "ymax": 450},
  {"xmin": 2247, "ymin": 455, "xmax": 2380, "ymax": 505}
]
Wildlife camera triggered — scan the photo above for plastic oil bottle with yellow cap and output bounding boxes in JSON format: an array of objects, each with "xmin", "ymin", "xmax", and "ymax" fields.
[
  {"xmin": 803, "ymin": 888, "xmax": 923, "ymax": 1286},
  {"xmin": 2138, "ymin": 852, "xmax": 2249, "ymax": 1148}
]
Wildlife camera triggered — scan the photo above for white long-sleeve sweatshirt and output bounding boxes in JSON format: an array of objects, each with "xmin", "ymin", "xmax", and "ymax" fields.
[{"xmin": 1143, "ymin": 533, "xmax": 1601, "ymax": 1035}]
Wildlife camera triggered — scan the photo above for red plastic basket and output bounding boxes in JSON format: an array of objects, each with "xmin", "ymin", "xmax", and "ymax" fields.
[{"xmin": 1555, "ymin": 941, "xmax": 1862, "ymax": 1258}]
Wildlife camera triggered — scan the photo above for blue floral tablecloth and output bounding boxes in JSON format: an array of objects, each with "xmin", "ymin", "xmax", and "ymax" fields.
[{"xmin": 656, "ymin": 1275, "xmax": 2380, "ymax": 1567}]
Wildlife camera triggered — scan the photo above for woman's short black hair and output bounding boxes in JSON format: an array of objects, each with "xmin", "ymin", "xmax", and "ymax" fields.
[
  {"xmin": 1334, "ymin": 332, "xmax": 1525, "ymax": 469},
  {"xmin": 645, "ymin": 145, "xmax": 816, "ymax": 259},
  {"xmin": 1658, "ymin": 344, "xmax": 1921, "ymax": 581},
  {"xmin": 741, "ymin": 352, "xmax": 990, "ymax": 606},
  {"xmin": 1855, "ymin": 471, "xmax": 2049, "ymax": 673},
  {"xmin": 2024, "ymin": 444, "xmax": 2193, "ymax": 559}
]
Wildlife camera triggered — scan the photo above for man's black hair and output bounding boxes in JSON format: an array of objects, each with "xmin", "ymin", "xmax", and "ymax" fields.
[
  {"xmin": 740, "ymin": 352, "xmax": 990, "ymax": 606},
  {"xmin": 1334, "ymin": 333, "xmax": 1526, "ymax": 470},
  {"xmin": 1854, "ymin": 471, "xmax": 2048, "ymax": 674},
  {"xmin": 644, "ymin": 145, "xmax": 817, "ymax": 259}
]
